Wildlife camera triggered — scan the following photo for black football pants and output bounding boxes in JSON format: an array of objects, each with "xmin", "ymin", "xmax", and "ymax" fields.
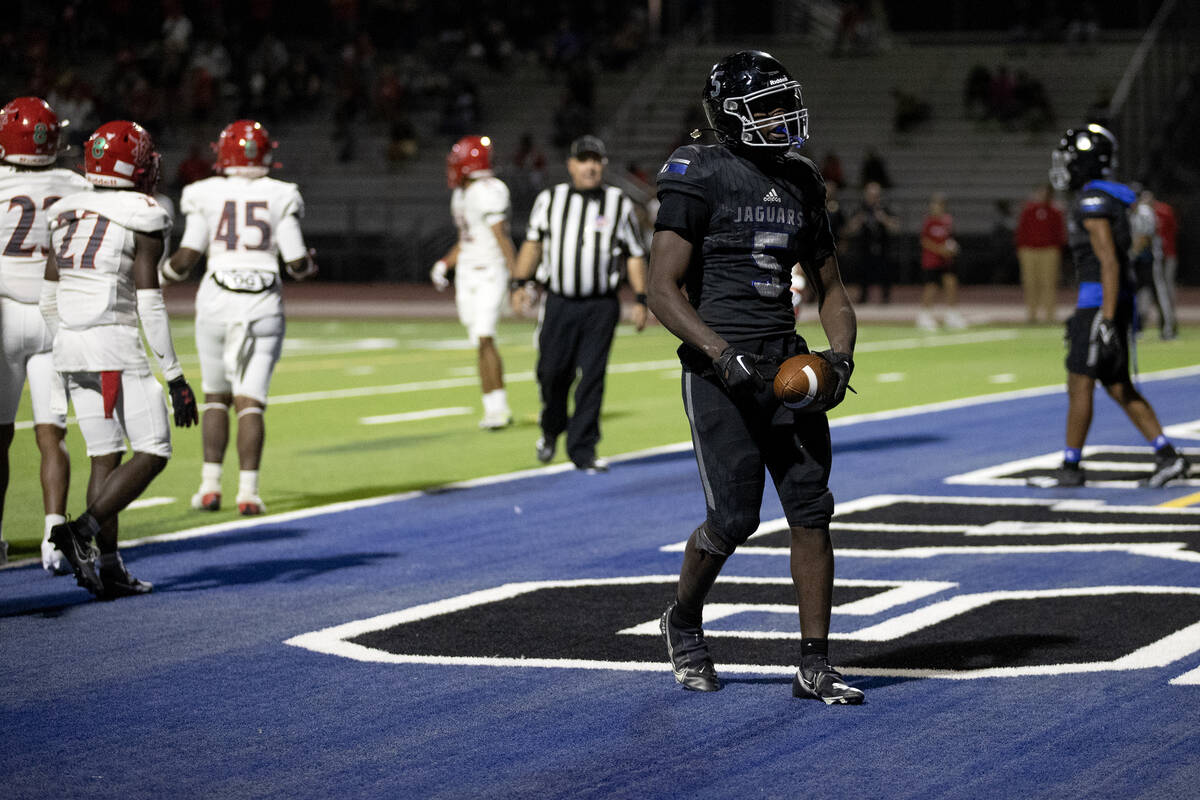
[{"xmin": 536, "ymin": 293, "xmax": 620, "ymax": 466}]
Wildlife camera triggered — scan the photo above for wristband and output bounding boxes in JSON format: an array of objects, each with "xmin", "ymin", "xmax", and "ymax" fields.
[
  {"xmin": 635, "ymin": 293, "xmax": 648, "ymax": 306},
  {"xmin": 509, "ymin": 278, "xmax": 531, "ymax": 291}
]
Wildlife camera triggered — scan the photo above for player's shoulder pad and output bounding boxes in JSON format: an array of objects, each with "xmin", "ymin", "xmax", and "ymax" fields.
[
  {"xmin": 1078, "ymin": 179, "xmax": 1135, "ymax": 217},
  {"xmin": 123, "ymin": 192, "xmax": 173, "ymax": 233},
  {"xmin": 469, "ymin": 175, "xmax": 510, "ymax": 205},
  {"xmin": 656, "ymin": 144, "xmax": 720, "ymax": 199},
  {"xmin": 778, "ymin": 151, "xmax": 827, "ymax": 204}
]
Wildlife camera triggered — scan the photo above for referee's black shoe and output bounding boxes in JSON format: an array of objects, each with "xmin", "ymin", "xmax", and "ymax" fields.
[
  {"xmin": 48, "ymin": 519, "xmax": 103, "ymax": 597},
  {"xmin": 792, "ymin": 655, "xmax": 864, "ymax": 705},
  {"xmin": 535, "ymin": 435, "xmax": 555, "ymax": 464},
  {"xmin": 660, "ymin": 602, "xmax": 721, "ymax": 692}
]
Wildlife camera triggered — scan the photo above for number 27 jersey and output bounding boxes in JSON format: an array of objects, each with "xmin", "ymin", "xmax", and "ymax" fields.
[{"xmin": 178, "ymin": 174, "xmax": 306, "ymax": 275}]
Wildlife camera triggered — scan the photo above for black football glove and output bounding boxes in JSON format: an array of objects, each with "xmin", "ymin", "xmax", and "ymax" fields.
[
  {"xmin": 168, "ymin": 377, "xmax": 199, "ymax": 428},
  {"xmin": 713, "ymin": 346, "xmax": 765, "ymax": 394},
  {"xmin": 1090, "ymin": 317, "xmax": 1121, "ymax": 369},
  {"xmin": 815, "ymin": 350, "xmax": 855, "ymax": 411}
]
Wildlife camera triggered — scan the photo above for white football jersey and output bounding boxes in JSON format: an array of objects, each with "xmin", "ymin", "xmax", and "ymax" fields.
[
  {"xmin": 0, "ymin": 165, "xmax": 92, "ymax": 303},
  {"xmin": 179, "ymin": 175, "xmax": 306, "ymax": 273},
  {"xmin": 46, "ymin": 189, "xmax": 171, "ymax": 371},
  {"xmin": 451, "ymin": 176, "xmax": 510, "ymax": 273}
]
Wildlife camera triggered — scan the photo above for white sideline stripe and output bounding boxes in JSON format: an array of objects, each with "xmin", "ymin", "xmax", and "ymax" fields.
[
  {"xmin": 9, "ymin": 373, "xmax": 1196, "ymax": 564},
  {"xmin": 946, "ymin": 443, "xmax": 1200, "ymax": 487},
  {"xmin": 1170, "ymin": 664, "xmax": 1200, "ymax": 685},
  {"xmin": 360, "ymin": 407, "xmax": 473, "ymax": 425},
  {"xmin": 125, "ymin": 497, "xmax": 175, "ymax": 510}
]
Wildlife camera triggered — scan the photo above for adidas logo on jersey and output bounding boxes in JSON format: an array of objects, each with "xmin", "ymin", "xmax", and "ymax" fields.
[{"xmin": 763, "ymin": 187, "xmax": 782, "ymax": 202}]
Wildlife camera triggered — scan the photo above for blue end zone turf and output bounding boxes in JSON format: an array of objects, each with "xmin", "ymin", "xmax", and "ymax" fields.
[{"xmin": 2, "ymin": 375, "xmax": 1199, "ymax": 798}]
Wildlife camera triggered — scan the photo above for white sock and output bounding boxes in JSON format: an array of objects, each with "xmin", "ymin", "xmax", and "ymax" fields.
[
  {"xmin": 483, "ymin": 388, "xmax": 509, "ymax": 415},
  {"xmin": 200, "ymin": 462, "xmax": 223, "ymax": 493},
  {"xmin": 238, "ymin": 470, "xmax": 260, "ymax": 498},
  {"xmin": 45, "ymin": 514, "xmax": 66, "ymax": 540}
]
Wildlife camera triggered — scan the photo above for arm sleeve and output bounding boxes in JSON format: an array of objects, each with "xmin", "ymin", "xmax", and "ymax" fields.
[
  {"xmin": 525, "ymin": 189, "xmax": 551, "ymax": 242},
  {"xmin": 39, "ymin": 281, "xmax": 59, "ymax": 338},
  {"xmin": 275, "ymin": 214, "xmax": 307, "ymax": 263},
  {"xmin": 136, "ymin": 288, "xmax": 184, "ymax": 381},
  {"xmin": 615, "ymin": 195, "xmax": 646, "ymax": 257},
  {"xmin": 653, "ymin": 190, "xmax": 709, "ymax": 244}
]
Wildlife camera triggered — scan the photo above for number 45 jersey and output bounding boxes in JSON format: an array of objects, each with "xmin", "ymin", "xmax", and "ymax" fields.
[
  {"xmin": 655, "ymin": 144, "xmax": 834, "ymax": 344},
  {"xmin": 46, "ymin": 188, "xmax": 171, "ymax": 372},
  {"xmin": 178, "ymin": 174, "xmax": 306, "ymax": 323}
]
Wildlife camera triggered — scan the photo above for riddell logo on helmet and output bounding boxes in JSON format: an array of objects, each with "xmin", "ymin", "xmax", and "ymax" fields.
[{"xmin": 769, "ymin": 77, "xmax": 788, "ymax": 85}]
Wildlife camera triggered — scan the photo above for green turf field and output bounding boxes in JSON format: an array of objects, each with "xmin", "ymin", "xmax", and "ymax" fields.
[{"xmin": 3, "ymin": 316, "xmax": 1195, "ymax": 560}]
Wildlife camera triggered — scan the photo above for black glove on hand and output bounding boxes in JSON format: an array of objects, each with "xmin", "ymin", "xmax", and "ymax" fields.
[
  {"xmin": 816, "ymin": 350, "xmax": 855, "ymax": 410},
  {"xmin": 1092, "ymin": 317, "xmax": 1120, "ymax": 366},
  {"xmin": 713, "ymin": 346, "xmax": 765, "ymax": 394},
  {"xmin": 168, "ymin": 377, "xmax": 199, "ymax": 428}
]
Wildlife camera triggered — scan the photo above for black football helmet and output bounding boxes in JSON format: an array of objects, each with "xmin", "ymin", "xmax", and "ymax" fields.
[
  {"xmin": 702, "ymin": 50, "xmax": 808, "ymax": 150},
  {"xmin": 1049, "ymin": 123, "xmax": 1117, "ymax": 191}
]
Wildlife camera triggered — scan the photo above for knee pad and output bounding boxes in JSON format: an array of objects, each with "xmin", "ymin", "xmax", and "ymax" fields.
[{"xmin": 695, "ymin": 520, "xmax": 745, "ymax": 557}]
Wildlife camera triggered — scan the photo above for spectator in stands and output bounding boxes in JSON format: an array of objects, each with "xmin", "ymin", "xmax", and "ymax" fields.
[
  {"xmin": 844, "ymin": 180, "xmax": 901, "ymax": 304},
  {"xmin": 1013, "ymin": 70, "xmax": 1054, "ymax": 131},
  {"xmin": 859, "ymin": 147, "xmax": 892, "ymax": 188},
  {"xmin": 510, "ymin": 132, "xmax": 548, "ymax": 187},
  {"xmin": 820, "ymin": 150, "xmax": 845, "ymax": 188},
  {"xmin": 175, "ymin": 142, "xmax": 213, "ymax": 189},
  {"xmin": 988, "ymin": 65, "xmax": 1018, "ymax": 124},
  {"xmin": 1015, "ymin": 184, "xmax": 1066, "ymax": 323},
  {"xmin": 964, "ymin": 64, "xmax": 992, "ymax": 120},
  {"xmin": 892, "ymin": 87, "xmax": 932, "ymax": 133}
]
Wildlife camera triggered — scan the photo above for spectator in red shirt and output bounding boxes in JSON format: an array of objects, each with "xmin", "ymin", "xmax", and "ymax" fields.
[
  {"xmin": 917, "ymin": 192, "xmax": 964, "ymax": 330},
  {"xmin": 1015, "ymin": 183, "xmax": 1066, "ymax": 323},
  {"xmin": 1149, "ymin": 191, "xmax": 1179, "ymax": 339}
]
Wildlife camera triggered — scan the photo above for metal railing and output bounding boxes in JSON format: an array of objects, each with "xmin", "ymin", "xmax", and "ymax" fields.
[{"xmin": 1106, "ymin": 0, "xmax": 1200, "ymax": 182}]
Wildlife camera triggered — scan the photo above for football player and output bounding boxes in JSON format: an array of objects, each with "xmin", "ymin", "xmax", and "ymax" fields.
[
  {"xmin": 165, "ymin": 120, "xmax": 316, "ymax": 515},
  {"xmin": 431, "ymin": 135, "xmax": 515, "ymax": 430},
  {"xmin": 41, "ymin": 120, "xmax": 199, "ymax": 600},
  {"xmin": 647, "ymin": 51, "xmax": 863, "ymax": 704},
  {"xmin": 1047, "ymin": 124, "xmax": 1189, "ymax": 487},
  {"xmin": 0, "ymin": 97, "xmax": 90, "ymax": 573}
]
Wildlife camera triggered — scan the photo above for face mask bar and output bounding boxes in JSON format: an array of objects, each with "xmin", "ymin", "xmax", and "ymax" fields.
[{"xmin": 721, "ymin": 82, "xmax": 809, "ymax": 148}]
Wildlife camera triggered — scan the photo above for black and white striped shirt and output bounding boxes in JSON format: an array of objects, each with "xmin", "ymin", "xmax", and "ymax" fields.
[{"xmin": 525, "ymin": 183, "xmax": 646, "ymax": 298}]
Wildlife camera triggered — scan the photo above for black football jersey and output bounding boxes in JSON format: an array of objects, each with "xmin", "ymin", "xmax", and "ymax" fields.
[
  {"xmin": 1067, "ymin": 179, "xmax": 1135, "ymax": 291},
  {"xmin": 655, "ymin": 144, "xmax": 834, "ymax": 343}
]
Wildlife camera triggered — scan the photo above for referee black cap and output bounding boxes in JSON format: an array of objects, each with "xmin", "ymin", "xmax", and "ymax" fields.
[{"xmin": 569, "ymin": 135, "xmax": 607, "ymax": 161}]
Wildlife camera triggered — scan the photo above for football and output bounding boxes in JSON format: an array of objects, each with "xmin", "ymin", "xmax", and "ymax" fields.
[{"xmin": 773, "ymin": 353, "xmax": 834, "ymax": 409}]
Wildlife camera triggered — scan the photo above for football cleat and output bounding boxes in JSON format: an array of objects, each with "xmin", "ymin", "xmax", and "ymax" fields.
[
  {"xmin": 98, "ymin": 553, "xmax": 153, "ymax": 601},
  {"xmin": 191, "ymin": 490, "xmax": 221, "ymax": 511},
  {"xmin": 48, "ymin": 519, "xmax": 103, "ymax": 597},
  {"xmin": 575, "ymin": 457, "xmax": 609, "ymax": 473},
  {"xmin": 660, "ymin": 602, "xmax": 721, "ymax": 692},
  {"xmin": 479, "ymin": 410, "xmax": 512, "ymax": 430},
  {"xmin": 41, "ymin": 538, "xmax": 72, "ymax": 575},
  {"xmin": 535, "ymin": 435, "xmax": 555, "ymax": 463},
  {"xmin": 792, "ymin": 657, "xmax": 864, "ymax": 705},
  {"xmin": 1145, "ymin": 451, "xmax": 1191, "ymax": 488},
  {"xmin": 1052, "ymin": 462, "xmax": 1085, "ymax": 487},
  {"xmin": 236, "ymin": 495, "xmax": 266, "ymax": 516},
  {"xmin": 943, "ymin": 310, "xmax": 968, "ymax": 330},
  {"xmin": 915, "ymin": 311, "xmax": 938, "ymax": 332}
]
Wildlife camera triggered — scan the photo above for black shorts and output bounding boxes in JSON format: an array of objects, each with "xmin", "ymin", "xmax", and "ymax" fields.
[
  {"xmin": 681, "ymin": 342, "xmax": 835, "ymax": 550},
  {"xmin": 1065, "ymin": 305, "xmax": 1131, "ymax": 385}
]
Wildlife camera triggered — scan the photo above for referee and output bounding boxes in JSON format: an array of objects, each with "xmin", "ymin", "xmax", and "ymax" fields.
[{"xmin": 511, "ymin": 134, "xmax": 648, "ymax": 472}]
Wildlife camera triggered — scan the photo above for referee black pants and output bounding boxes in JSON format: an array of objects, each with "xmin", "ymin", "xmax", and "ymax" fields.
[{"xmin": 536, "ymin": 292, "xmax": 620, "ymax": 466}]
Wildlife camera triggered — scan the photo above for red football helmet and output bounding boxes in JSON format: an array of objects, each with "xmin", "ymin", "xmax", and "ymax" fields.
[
  {"xmin": 216, "ymin": 119, "xmax": 276, "ymax": 177},
  {"xmin": 83, "ymin": 121, "xmax": 160, "ymax": 193},
  {"xmin": 0, "ymin": 96, "xmax": 62, "ymax": 166},
  {"xmin": 446, "ymin": 135, "xmax": 493, "ymax": 188}
]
